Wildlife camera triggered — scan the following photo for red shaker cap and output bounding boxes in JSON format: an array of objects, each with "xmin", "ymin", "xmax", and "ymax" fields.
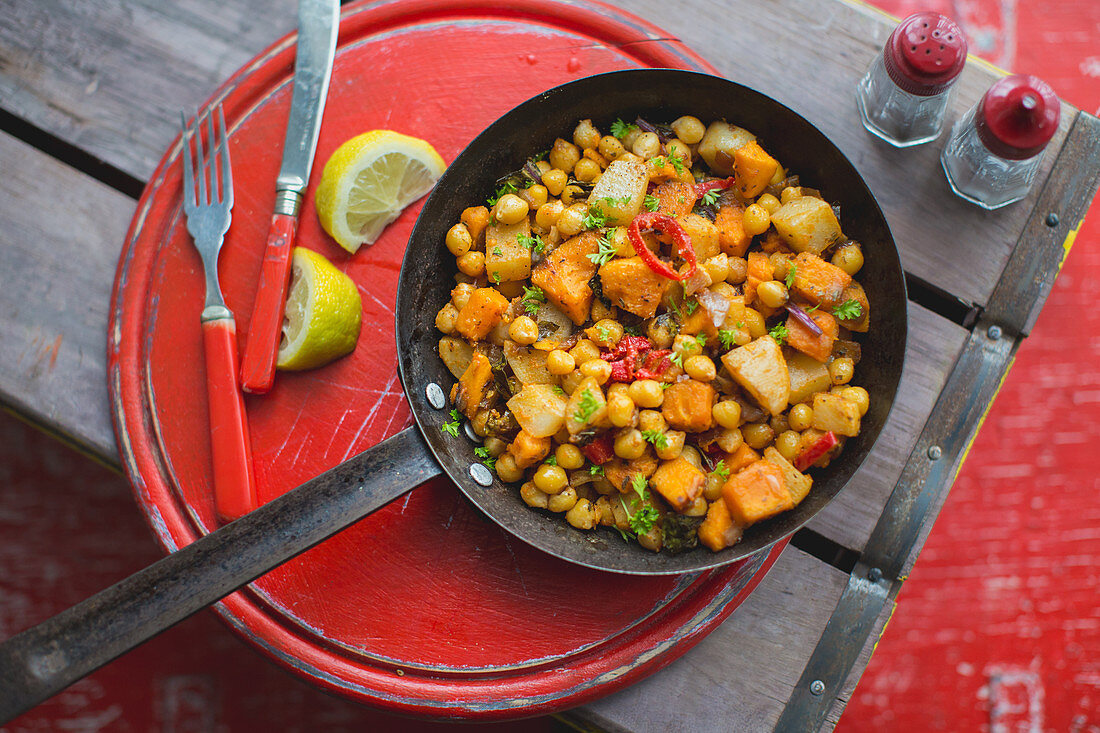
[
  {"xmin": 883, "ymin": 13, "xmax": 968, "ymax": 96},
  {"xmin": 976, "ymin": 74, "xmax": 1061, "ymax": 159}
]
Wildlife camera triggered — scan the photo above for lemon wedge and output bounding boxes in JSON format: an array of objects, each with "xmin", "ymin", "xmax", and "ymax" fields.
[
  {"xmin": 276, "ymin": 247, "xmax": 362, "ymax": 371},
  {"xmin": 314, "ymin": 130, "xmax": 446, "ymax": 253}
]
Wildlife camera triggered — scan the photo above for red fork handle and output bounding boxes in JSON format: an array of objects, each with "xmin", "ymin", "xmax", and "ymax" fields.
[
  {"xmin": 240, "ymin": 213, "xmax": 298, "ymax": 394},
  {"xmin": 202, "ymin": 316, "xmax": 257, "ymax": 521}
]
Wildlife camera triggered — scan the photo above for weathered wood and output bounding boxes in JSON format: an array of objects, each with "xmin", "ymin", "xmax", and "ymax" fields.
[
  {"xmin": 564, "ymin": 546, "xmax": 853, "ymax": 733},
  {"xmin": 825, "ymin": 592, "xmax": 895, "ymax": 729},
  {"xmin": 0, "ymin": 131, "xmax": 128, "ymax": 460}
]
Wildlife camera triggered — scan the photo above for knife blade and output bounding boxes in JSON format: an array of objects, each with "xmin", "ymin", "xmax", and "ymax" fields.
[{"xmin": 240, "ymin": 0, "xmax": 340, "ymax": 394}]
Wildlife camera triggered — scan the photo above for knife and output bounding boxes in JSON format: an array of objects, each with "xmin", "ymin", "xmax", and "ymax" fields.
[{"xmin": 240, "ymin": 0, "xmax": 340, "ymax": 394}]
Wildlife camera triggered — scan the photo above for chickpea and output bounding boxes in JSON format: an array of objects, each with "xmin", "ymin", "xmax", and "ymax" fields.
[
  {"xmin": 684, "ymin": 496, "xmax": 709, "ymax": 517},
  {"xmin": 743, "ymin": 204, "xmax": 771, "ymax": 236},
  {"xmin": 456, "ymin": 251, "xmax": 485, "ymax": 277},
  {"xmin": 726, "ymin": 257, "xmax": 748, "ymax": 284},
  {"xmin": 562, "ymin": 184, "xmax": 587, "ymax": 207},
  {"xmin": 607, "ymin": 382, "xmax": 630, "ymax": 398},
  {"xmin": 561, "ymin": 368, "xmax": 584, "ymax": 395},
  {"xmin": 673, "ymin": 334, "xmax": 703, "ymax": 358},
  {"xmin": 788, "ymin": 403, "xmax": 814, "ymax": 431},
  {"xmin": 556, "ymin": 203, "xmax": 587, "ymax": 237},
  {"xmin": 616, "ymin": 151, "xmax": 642, "ymax": 164},
  {"xmin": 574, "ymin": 157, "xmax": 601, "ymax": 182},
  {"xmin": 607, "ymin": 393, "xmax": 637, "ymax": 427},
  {"xmin": 647, "ymin": 317, "xmax": 676, "ymax": 349},
  {"xmin": 704, "ymin": 254, "xmax": 731, "ymax": 283},
  {"xmin": 769, "ymin": 413, "xmax": 791, "ymax": 434},
  {"xmin": 568, "ymin": 339, "xmax": 601, "ymax": 365},
  {"xmin": 756, "ymin": 193, "xmax": 781, "ymax": 214},
  {"xmin": 684, "ymin": 354, "xmax": 717, "ymax": 382},
  {"xmin": 566, "ymin": 498, "xmax": 600, "ymax": 529},
  {"xmin": 770, "ymin": 252, "xmax": 792, "ymax": 281},
  {"xmin": 757, "ymin": 280, "xmax": 789, "ymax": 309},
  {"xmin": 655, "ymin": 430, "xmax": 686, "ymax": 460},
  {"xmin": 671, "ymin": 115, "xmax": 705, "ymax": 144},
  {"xmin": 508, "ymin": 315, "xmax": 538, "ymax": 345},
  {"xmin": 445, "ymin": 223, "xmax": 473, "ymax": 256},
  {"xmin": 549, "ymin": 138, "xmax": 581, "ymax": 173},
  {"xmin": 555, "ymin": 444, "xmax": 585, "ymax": 470},
  {"xmin": 620, "ymin": 126, "xmax": 642, "ymax": 150},
  {"xmin": 628, "ymin": 380, "xmax": 664, "ymax": 408},
  {"xmin": 780, "ymin": 186, "xmax": 802, "ymax": 204},
  {"xmin": 614, "ymin": 428, "xmax": 647, "ymax": 460},
  {"xmin": 775, "ymin": 430, "xmax": 802, "ymax": 462},
  {"xmin": 534, "ymin": 463, "xmax": 568, "ymax": 494},
  {"xmin": 666, "ymin": 140, "xmax": 692, "ymax": 168},
  {"xmin": 590, "ymin": 299, "xmax": 616, "ymax": 322},
  {"xmin": 435, "ymin": 303, "xmax": 459, "ymax": 334},
  {"xmin": 598, "ymin": 135, "xmax": 625, "ymax": 161},
  {"xmin": 832, "ymin": 243, "xmax": 865, "ymax": 276},
  {"xmin": 584, "ymin": 147, "xmax": 610, "ymax": 169},
  {"xmin": 587, "ymin": 318, "xmax": 624, "ymax": 348},
  {"xmin": 712, "ymin": 400, "xmax": 742, "ymax": 430},
  {"xmin": 520, "ymin": 482, "xmax": 549, "ymax": 509},
  {"xmin": 495, "ymin": 453, "xmax": 524, "ymax": 482},
  {"xmin": 492, "ymin": 194, "xmax": 529, "ymax": 226},
  {"xmin": 548, "ymin": 486, "xmax": 578, "ymax": 513},
  {"xmin": 716, "ymin": 427, "xmax": 744, "ymax": 453},
  {"xmin": 770, "ymin": 166, "xmax": 787, "ymax": 187},
  {"xmin": 632, "ymin": 131, "xmax": 660, "ymax": 159},
  {"xmin": 638, "ymin": 409, "xmax": 668, "ymax": 434},
  {"xmin": 636, "ymin": 525, "xmax": 662, "ymax": 552},
  {"xmin": 742, "ymin": 423, "xmax": 775, "ymax": 450},
  {"xmin": 579, "ymin": 358, "xmax": 612, "ymax": 384},
  {"xmin": 535, "ymin": 199, "xmax": 563, "ymax": 229},
  {"xmin": 829, "ymin": 357, "xmax": 855, "ymax": 385},
  {"xmin": 840, "ymin": 386, "xmax": 870, "ymax": 416},
  {"xmin": 573, "ymin": 119, "xmax": 601, "ymax": 150},
  {"xmin": 451, "ymin": 283, "xmax": 475, "ymax": 311},
  {"xmin": 519, "ymin": 184, "xmax": 549, "ymax": 210},
  {"xmin": 483, "ymin": 437, "xmax": 507, "ymax": 457},
  {"xmin": 799, "ymin": 429, "xmax": 827, "ymax": 459},
  {"xmin": 742, "ymin": 309, "xmax": 767, "ymax": 338},
  {"xmin": 547, "ymin": 349, "xmax": 575, "ymax": 375},
  {"xmin": 542, "ymin": 168, "xmax": 568, "ymax": 197}
]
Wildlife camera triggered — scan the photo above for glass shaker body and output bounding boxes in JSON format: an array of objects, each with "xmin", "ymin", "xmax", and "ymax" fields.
[
  {"xmin": 858, "ymin": 54, "xmax": 956, "ymax": 146},
  {"xmin": 941, "ymin": 107, "xmax": 1044, "ymax": 209}
]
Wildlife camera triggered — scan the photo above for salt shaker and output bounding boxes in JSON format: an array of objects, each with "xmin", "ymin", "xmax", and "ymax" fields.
[
  {"xmin": 857, "ymin": 12, "xmax": 967, "ymax": 147},
  {"xmin": 941, "ymin": 74, "xmax": 1061, "ymax": 210}
]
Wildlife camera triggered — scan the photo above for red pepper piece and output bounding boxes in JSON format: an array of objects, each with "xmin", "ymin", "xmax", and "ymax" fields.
[
  {"xmin": 608, "ymin": 359, "xmax": 634, "ymax": 383},
  {"xmin": 693, "ymin": 176, "xmax": 735, "ymax": 199},
  {"xmin": 627, "ymin": 212, "xmax": 698, "ymax": 281},
  {"xmin": 794, "ymin": 431, "xmax": 839, "ymax": 472},
  {"xmin": 582, "ymin": 434, "xmax": 615, "ymax": 465},
  {"xmin": 634, "ymin": 349, "xmax": 672, "ymax": 381}
]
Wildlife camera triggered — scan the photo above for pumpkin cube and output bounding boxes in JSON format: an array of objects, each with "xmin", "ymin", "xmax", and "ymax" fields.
[
  {"xmin": 722, "ymin": 460, "xmax": 792, "ymax": 525},
  {"xmin": 661, "ymin": 380, "xmax": 717, "ymax": 433},
  {"xmin": 599, "ymin": 256, "xmax": 673, "ymax": 319},
  {"xmin": 698, "ymin": 499, "xmax": 744, "ymax": 551},
  {"xmin": 455, "ymin": 287, "xmax": 509, "ymax": 341},
  {"xmin": 733, "ymin": 141, "xmax": 779, "ymax": 198},
  {"xmin": 531, "ymin": 231, "xmax": 600, "ymax": 325},
  {"xmin": 649, "ymin": 456, "xmax": 707, "ymax": 512}
]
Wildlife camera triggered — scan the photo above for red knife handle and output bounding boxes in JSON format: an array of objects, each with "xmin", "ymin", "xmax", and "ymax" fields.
[
  {"xmin": 241, "ymin": 213, "xmax": 298, "ymax": 394},
  {"xmin": 202, "ymin": 316, "xmax": 258, "ymax": 521}
]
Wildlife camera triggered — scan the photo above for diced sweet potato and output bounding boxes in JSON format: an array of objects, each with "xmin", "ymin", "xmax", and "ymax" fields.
[
  {"xmin": 508, "ymin": 430, "xmax": 551, "ymax": 469},
  {"xmin": 733, "ymin": 141, "xmax": 779, "ymax": 198},
  {"xmin": 790, "ymin": 252, "xmax": 852, "ymax": 309},
  {"xmin": 696, "ymin": 121, "xmax": 756, "ymax": 174},
  {"xmin": 836, "ymin": 281, "xmax": 870, "ymax": 332},
  {"xmin": 460, "ymin": 206, "xmax": 491, "ymax": 245},
  {"xmin": 531, "ymin": 231, "xmax": 600, "ymax": 325},
  {"xmin": 565, "ymin": 377, "xmax": 608, "ymax": 435},
  {"xmin": 785, "ymin": 308, "xmax": 838, "ymax": 362},
  {"xmin": 506, "ymin": 384, "xmax": 567, "ymax": 438},
  {"xmin": 721, "ymin": 336, "xmax": 790, "ymax": 416},
  {"xmin": 698, "ymin": 498, "xmax": 744, "ymax": 551},
  {"xmin": 763, "ymin": 447, "xmax": 813, "ymax": 505},
  {"xmin": 661, "ymin": 380, "xmax": 717, "ymax": 433},
  {"xmin": 715, "ymin": 204, "xmax": 752, "ymax": 257},
  {"xmin": 722, "ymin": 460, "xmax": 792, "ymax": 526},
  {"xmin": 599, "ymin": 256, "xmax": 672, "ymax": 319},
  {"xmin": 649, "ymin": 456, "xmax": 707, "ymax": 512},
  {"xmin": 455, "ymin": 287, "xmax": 509, "ymax": 341},
  {"xmin": 712, "ymin": 442, "xmax": 761, "ymax": 474},
  {"xmin": 587, "ymin": 160, "xmax": 649, "ymax": 226},
  {"xmin": 770, "ymin": 196, "xmax": 844, "ymax": 255},
  {"xmin": 603, "ymin": 454, "xmax": 659, "ymax": 491},
  {"xmin": 485, "ymin": 219, "xmax": 532, "ymax": 283},
  {"xmin": 786, "ymin": 350, "xmax": 832, "ymax": 404},
  {"xmin": 811, "ymin": 393, "xmax": 861, "ymax": 437},
  {"xmin": 743, "ymin": 251, "xmax": 775, "ymax": 307},
  {"xmin": 678, "ymin": 213, "xmax": 721, "ymax": 261},
  {"xmin": 654, "ymin": 181, "xmax": 697, "ymax": 219},
  {"xmin": 678, "ymin": 306, "xmax": 719, "ymax": 341},
  {"xmin": 451, "ymin": 352, "xmax": 492, "ymax": 418}
]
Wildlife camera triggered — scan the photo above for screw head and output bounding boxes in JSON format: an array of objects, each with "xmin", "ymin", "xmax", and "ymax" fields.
[
  {"xmin": 810, "ymin": 679, "xmax": 826, "ymax": 695},
  {"xmin": 988, "ymin": 325, "xmax": 1002, "ymax": 340},
  {"xmin": 868, "ymin": 567, "xmax": 883, "ymax": 583},
  {"xmin": 425, "ymin": 383, "xmax": 445, "ymax": 409},
  {"xmin": 927, "ymin": 445, "xmax": 943, "ymax": 460},
  {"xmin": 470, "ymin": 463, "xmax": 493, "ymax": 486},
  {"xmin": 1045, "ymin": 212, "xmax": 1060, "ymax": 227}
]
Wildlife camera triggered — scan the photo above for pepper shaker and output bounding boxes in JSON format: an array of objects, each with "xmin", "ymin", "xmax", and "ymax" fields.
[
  {"xmin": 857, "ymin": 12, "xmax": 967, "ymax": 147},
  {"xmin": 941, "ymin": 74, "xmax": 1061, "ymax": 210}
]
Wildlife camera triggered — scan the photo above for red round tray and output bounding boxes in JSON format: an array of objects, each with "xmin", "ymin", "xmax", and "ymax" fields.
[{"xmin": 108, "ymin": 0, "xmax": 785, "ymax": 719}]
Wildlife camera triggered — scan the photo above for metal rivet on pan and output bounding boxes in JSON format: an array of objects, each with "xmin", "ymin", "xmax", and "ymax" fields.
[
  {"xmin": 810, "ymin": 680, "xmax": 825, "ymax": 696},
  {"xmin": 868, "ymin": 567, "xmax": 883, "ymax": 583},
  {"xmin": 425, "ymin": 383, "xmax": 445, "ymax": 409},
  {"xmin": 470, "ymin": 463, "xmax": 493, "ymax": 486},
  {"xmin": 1045, "ymin": 212, "xmax": 1059, "ymax": 227},
  {"xmin": 463, "ymin": 422, "xmax": 479, "ymax": 442},
  {"xmin": 927, "ymin": 445, "xmax": 942, "ymax": 460},
  {"xmin": 987, "ymin": 325, "xmax": 1002, "ymax": 340}
]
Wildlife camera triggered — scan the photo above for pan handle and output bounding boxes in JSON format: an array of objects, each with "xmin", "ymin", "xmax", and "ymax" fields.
[{"xmin": 0, "ymin": 426, "xmax": 442, "ymax": 723}]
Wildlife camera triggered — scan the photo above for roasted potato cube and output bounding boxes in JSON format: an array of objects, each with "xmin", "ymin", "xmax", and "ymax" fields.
[
  {"xmin": 649, "ymin": 456, "xmax": 707, "ymax": 512},
  {"xmin": 586, "ymin": 159, "xmax": 649, "ymax": 225},
  {"xmin": 504, "ymin": 342, "xmax": 555, "ymax": 384},
  {"xmin": 485, "ymin": 219, "xmax": 532, "ymax": 283},
  {"xmin": 455, "ymin": 287, "xmax": 509, "ymax": 341},
  {"xmin": 763, "ymin": 446, "xmax": 813, "ymax": 504},
  {"xmin": 661, "ymin": 380, "xmax": 717, "ymax": 433},
  {"xmin": 565, "ymin": 377, "xmax": 608, "ymax": 435},
  {"xmin": 509, "ymin": 430, "xmax": 551, "ymax": 469},
  {"xmin": 678, "ymin": 213, "xmax": 721, "ymax": 261},
  {"xmin": 715, "ymin": 204, "xmax": 752, "ymax": 257},
  {"xmin": 696, "ymin": 121, "xmax": 756, "ymax": 174},
  {"xmin": 722, "ymin": 460, "xmax": 792, "ymax": 525},
  {"xmin": 599, "ymin": 256, "xmax": 673, "ymax": 319},
  {"xmin": 721, "ymin": 336, "xmax": 790, "ymax": 416},
  {"xmin": 786, "ymin": 350, "xmax": 833, "ymax": 404},
  {"xmin": 786, "ymin": 308, "xmax": 838, "ymax": 362},
  {"xmin": 771, "ymin": 196, "xmax": 844, "ymax": 255},
  {"xmin": 451, "ymin": 352, "xmax": 493, "ymax": 418},
  {"xmin": 438, "ymin": 335, "xmax": 474, "ymax": 378},
  {"xmin": 698, "ymin": 498, "xmax": 744, "ymax": 551},
  {"xmin": 789, "ymin": 252, "xmax": 853, "ymax": 309},
  {"xmin": 811, "ymin": 393, "xmax": 861, "ymax": 437},
  {"xmin": 733, "ymin": 141, "xmax": 779, "ymax": 198},
  {"xmin": 506, "ymin": 384, "xmax": 568, "ymax": 438},
  {"xmin": 835, "ymin": 281, "xmax": 870, "ymax": 332},
  {"xmin": 531, "ymin": 231, "xmax": 600, "ymax": 325}
]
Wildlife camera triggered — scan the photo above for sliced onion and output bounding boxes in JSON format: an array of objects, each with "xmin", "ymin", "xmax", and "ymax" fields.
[
  {"xmin": 535, "ymin": 303, "xmax": 573, "ymax": 342},
  {"xmin": 785, "ymin": 303, "xmax": 823, "ymax": 336},
  {"xmin": 681, "ymin": 266, "xmax": 712, "ymax": 296},
  {"xmin": 697, "ymin": 290, "xmax": 731, "ymax": 329}
]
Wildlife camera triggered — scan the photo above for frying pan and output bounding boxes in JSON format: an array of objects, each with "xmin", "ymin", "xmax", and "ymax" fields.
[{"xmin": 0, "ymin": 69, "xmax": 906, "ymax": 719}]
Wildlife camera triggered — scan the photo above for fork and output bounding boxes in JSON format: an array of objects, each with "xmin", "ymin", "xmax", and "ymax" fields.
[{"xmin": 180, "ymin": 105, "xmax": 257, "ymax": 521}]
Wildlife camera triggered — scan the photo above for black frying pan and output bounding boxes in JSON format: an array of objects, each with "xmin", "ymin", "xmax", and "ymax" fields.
[{"xmin": 0, "ymin": 69, "xmax": 906, "ymax": 720}]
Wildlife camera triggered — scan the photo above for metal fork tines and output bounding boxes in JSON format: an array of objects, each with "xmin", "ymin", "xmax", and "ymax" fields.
[{"xmin": 181, "ymin": 105, "xmax": 234, "ymax": 320}]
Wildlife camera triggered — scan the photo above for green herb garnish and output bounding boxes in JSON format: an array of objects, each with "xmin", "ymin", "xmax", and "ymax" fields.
[
  {"xmin": 582, "ymin": 203, "xmax": 607, "ymax": 230},
  {"xmin": 833, "ymin": 299, "xmax": 864, "ymax": 320},
  {"xmin": 641, "ymin": 429, "xmax": 669, "ymax": 450},
  {"xmin": 713, "ymin": 460, "xmax": 730, "ymax": 479},
  {"xmin": 522, "ymin": 285, "xmax": 546, "ymax": 315},
  {"xmin": 587, "ymin": 236, "xmax": 617, "ymax": 266},
  {"xmin": 670, "ymin": 351, "xmax": 684, "ymax": 368},
  {"xmin": 694, "ymin": 333, "xmax": 707, "ymax": 348},
  {"xmin": 718, "ymin": 329, "xmax": 738, "ymax": 349},
  {"xmin": 544, "ymin": 455, "xmax": 557, "ymax": 466},
  {"xmin": 442, "ymin": 408, "xmax": 462, "ymax": 437},
  {"xmin": 573, "ymin": 388, "xmax": 600, "ymax": 423},
  {"xmin": 701, "ymin": 189, "xmax": 721, "ymax": 206},
  {"xmin": 589, "ymin": 464, "xmax": 604, "ymax": 476},
  {"xmin": 685, "ymin": 299, "xmax": 699, "ymax": 315},
  {"xmin": 487, "ymin": 180, "xmax": 519, "ymax": 206},
  {"xmin": 492, "ymin": 246, "xmax": 503, "ymax": 257},
  {"xmin": 516, "ymin": 233, "xmax": 545, "ymax": 254},
  {"xmin": 785, "ymin": 264, "xmax": 797, "ymax": 289},
  {"xmin": 644, "ymin": 194, "xmax": 659, "ymax": 212},
  {"xmin": 610, "ymin": 118, "xmax": 638, "ymax": 139},
  {"xmin": 621, "ymin": 475, "xmax": 659, "ymax": 535},
  {"xmin": 769, "ymin": 322, "xmax": 789, "ymax": 344}
]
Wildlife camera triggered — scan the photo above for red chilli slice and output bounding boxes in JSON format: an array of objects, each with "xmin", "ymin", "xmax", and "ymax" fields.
[{"xmin": 628, "ymin": 212, "xmax": 697, "ymax": 281}]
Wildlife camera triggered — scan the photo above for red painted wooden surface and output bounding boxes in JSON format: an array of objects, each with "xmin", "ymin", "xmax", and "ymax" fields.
[
  {"xmin": 107, "ymin": 0, "xmax": 783, "ymax": 720},
  {"xmin": 839, "ymin": 0, "xmax": 1100, "ymax": 730}
]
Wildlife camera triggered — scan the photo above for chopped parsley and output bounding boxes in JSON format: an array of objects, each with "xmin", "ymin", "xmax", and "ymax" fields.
[
  {"xmin": 713, "ymin": 460, "xmax": 730, "ymax": 479},
  {"xmin": 785, "ymin": 264, "xmax": 797, "ymax": 289},
  {"xmin": 574, "ymin": 388, "xmax": 600, "ymax": 423},
  {"xmin": 516, "ymin": 233, "xmax": 545, "ymax": 254},
  {"xmin": 621, "ymin": 475, "xmax": 659, "ymax": 535},
  {"xmin": 677, "ymin": 195, "xmax": 686, "ymax": 204},
  {"xmin": 582, "ymin": 203, "xmax": 608, "ymax": 230},
  {"xmin": 589, "ymin": 464, "xmax": 605, "ymax": 476},
  {"xmin": 833, "ymin": 299, "xmax": 864, "ymax": 320},
  {"xmin": 544, "ymin": 455, "xmax": 557, "ymax": 466},
  {"xmin": 670, "ymin": 351, "xmax": 684, "ymax": 368},
  {"xmin": 586, "ymin": 236, "xmax": 617, "ymax": 266},
  {"xmin": 474, "ymin": 446, "xmax": 491, "ymax": 459},
  {"xmin": 651, "ymin": 154, "xmax": 686, "ymax": 176},
  {"xmin": 644, "ymin": 194, "xmax": 660, "ymax": 212},
  {"xmin": 694, "ymin": 333, "xmax": 707, "ymax": 348},
  {"xmin": 701, "ymin": 189, "xmax": 722, "ymax": 206},
  {"xmin": 521, "ymin": 285, "xmax": 546, "ymax": 315},
  {"xmin": 441, "ymin": 408, "xmax": 462, "ymax": 437},
  {"xmin": 610, "ymin": 118, "xmax": 638, "ymax": 139},
  {"xmin": 486, "ymin": 180, "xmax": 519, "ymax": 206},
  {"xmin": 641, "ymin": 429, "xmax": 669, "ymax": 450},
  {"xmin": 553, "ymin": 385, "xmax": 566, "ymax": 396},
  {"xmin": 490, "ymin": 271, "xmax": 501, "ymax": 284},
  {"xmin": 718, "ymin": 329, "xmax": 738, "ymax": 349},
  {"xmin": 492, "ymin": 246, "xmax": 503, "ymax": 257},
  {"xmin": 685, "ymin": 299, "xmax": 699, "ymax": 315},
  {"xmin": 769, "ymin": 321, "xmax": 789, "ymax": 344},
  {"xmin": 600, "ymin": 195, "xmax": 631, "ymax": 207},
  {"xmin": 596, "ymin": 324, "xmax": 612, "ymax": 342}
]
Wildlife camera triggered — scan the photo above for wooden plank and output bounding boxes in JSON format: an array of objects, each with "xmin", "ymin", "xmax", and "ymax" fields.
[
  {"xmin": 563, "ymin": 546, "xmax": 851, "ymax": 733},
  {"xmin": 806, "ymin": 303, "xmax": 969, "ymax": 551},
  {"xmin": 0, "ymin": 131, "xmax": 129, "ymax": 460}
]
